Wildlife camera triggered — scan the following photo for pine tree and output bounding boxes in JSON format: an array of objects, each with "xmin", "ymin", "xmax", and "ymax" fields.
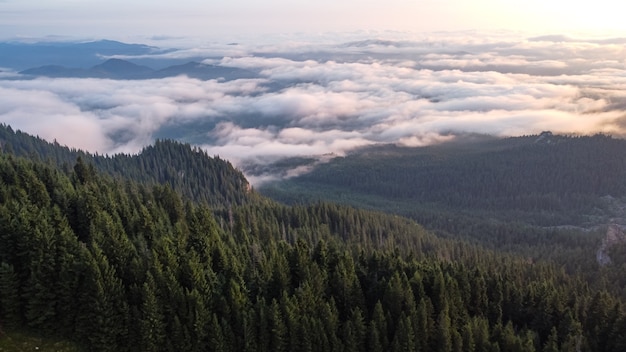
[
  {"xmin": 415, "ymin": 297, "xmax": 434, "ymax": 352},
  {"xmin": 22, "ymin": 215, "xmax": 59, "ymax": 331},
  {"xmin": 139, "ymin": 273, "xmax": 165, "ymax": 352},
  {"xmin": 542, "ymin": 327, "xmax": 559, "ymax": 352},
  {"xmin": 0, "ymin": 262, "xmax": 20, "ymax": 328},
  {"xmin": 186, "ymin": 288, "xmax": 210, "ymax": 352},
  {"xmin": 461, "ymin": 322, "xmax": 475, "ymax": 352},
  {"xmin": 73, "ymin": 156, "xmax": 96, "ymax": 184},
  {"xmin": 367, "ymin": 320, "xmax": 384, "ymax": 352},
  {"xmin": 371, "ymin": 301, "xmax": 389, "ymax": 349},
  {"xmin": 269, "ymin": 299, "xmax": 287, "ymax": 352},
  {"xmin": 347, "ymin": 307, "xmax": 366, "ymax": 352},
  {"xmin": 74, "ymin": 245, "xmax": 129, "ymax": 352},
  {"xmin": 391, "ymin": 313, "xmax": 415, "ymax": 352},
  {"xmin": 435, "ymin": 305, "xmax": 453, "ymax": 352},
  {"xmin": 209, "ymin": 313, "xmax": 227, "ymax": 352}
]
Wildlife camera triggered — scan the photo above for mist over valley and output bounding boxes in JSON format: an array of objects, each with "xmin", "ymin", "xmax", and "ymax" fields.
[{"xmin": 2, "ymin": 32, "xmax": 626, "ymax": 185}]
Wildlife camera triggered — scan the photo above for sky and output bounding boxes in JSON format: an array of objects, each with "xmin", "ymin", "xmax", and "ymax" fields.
[
  {"xmin": 2, "ymin": 0, "xmax": 626, "ymax": 41},
  {"xmin": 3, "ymin": 1, "xmax": 626, "ymax": 184}
]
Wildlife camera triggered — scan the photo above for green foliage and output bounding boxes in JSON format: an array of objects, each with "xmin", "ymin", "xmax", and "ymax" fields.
[
  {"xmin": 0, "ymin": 262, "xmax": 20, "ymax": 329},
  {"xmin": 263, "ymin": 134, "xmax": 626, "ymax": 225},
  {"xmin": 1, "ymin": 127, "xmax": 626, "ymax": 351},
  {"xmin": 0, "ymin": 124, "xmax": 253, "ymax": 208},
  {"xmin": 260, "ymin": 134, "xmax": 626, "ymax": 288}
]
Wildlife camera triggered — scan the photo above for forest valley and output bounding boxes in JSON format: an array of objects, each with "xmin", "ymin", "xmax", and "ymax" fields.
[{"xmin": 1, "ymin": 124, "xmax": 626, "ymax": 352}]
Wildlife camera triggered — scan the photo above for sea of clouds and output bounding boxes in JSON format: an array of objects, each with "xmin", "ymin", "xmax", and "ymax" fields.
[{"xmin": 2, "ymin": 31, "xmax": 626, "ymax": 184}]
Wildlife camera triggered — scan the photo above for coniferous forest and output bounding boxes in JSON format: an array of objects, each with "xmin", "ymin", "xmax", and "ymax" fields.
[{"xmin": 2, "ymin": 124, "xmax": 626, "ymax": 351}]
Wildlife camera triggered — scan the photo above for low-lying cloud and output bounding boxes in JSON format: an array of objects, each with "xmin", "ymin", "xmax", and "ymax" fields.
[{"xmin": 2, "ymin": 31, "xmax": 626, "ymax": 184}]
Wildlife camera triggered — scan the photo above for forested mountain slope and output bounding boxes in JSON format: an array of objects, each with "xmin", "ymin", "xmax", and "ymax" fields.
[
  {"xmin": 3, "ymin": 126, "xmax": 626, "ymax": 351},
  {"xmin": 259, "ymin": 133, "xmax": 626, "ymax": 264},
  {"xmin": 258, "ymin": 133, "xmax": 626, "ymax": 295},
  {"xmin": 261, "ymin": 133, "xmax": 626, "ymax": 227},
  {"xmin": 2, "ymin": 148, "xmax": 626, "ymax": 351},
  {"xmin": 0, "ymin": 124, "xmax": 251, "ymax": 207}
]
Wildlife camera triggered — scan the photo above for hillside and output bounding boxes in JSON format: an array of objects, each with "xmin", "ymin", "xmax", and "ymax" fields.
[
  {"xmin": 260, "ymin": 133, "xmax": 626, "ymax": 230},
  {"xmin": 2, "ymin": 126, "xmax": 626, "ymax": 351},
  {"xmin": 258, "ymin": 133, "xmax": 626, "ymax": 283},
  {"xmin": 0, "ymin": 124, "xmax": 251, "ymax": 207}
]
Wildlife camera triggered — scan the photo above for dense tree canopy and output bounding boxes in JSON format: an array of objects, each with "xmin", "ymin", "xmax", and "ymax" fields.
[
  {"xmin": 1, "ymin": 127, "xmax": 626, "ymax": 351},
  {"xmin": 262, "ymin": 133, "xmax": 626, "ymax": 226},
  {"xmin": 0, "ymin": 124, "xmax": 251, "ymax": 207}
]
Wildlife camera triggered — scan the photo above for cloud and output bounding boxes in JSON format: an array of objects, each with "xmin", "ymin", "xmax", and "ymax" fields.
[
  {"xmin": 0, "ymin": 85, "xmax": 112, "ymax": 152},
  {"xmin": 2, "ymin": 32, "xmax": 626, "ymax": 183}
]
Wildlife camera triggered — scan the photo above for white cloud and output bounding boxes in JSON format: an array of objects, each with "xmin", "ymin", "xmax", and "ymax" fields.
[
  {"xmin": 0, "ymin": 85, "xmax": 112, "ymax": 152},
  {"xmin": 2, "ymin": 32, "xmax": 626, "ymax": 183}
]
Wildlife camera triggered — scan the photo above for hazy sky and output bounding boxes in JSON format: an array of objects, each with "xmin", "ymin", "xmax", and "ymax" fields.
[{"xmin": 2, "ymin": 0, "xmax": 626, "ymax": 40}]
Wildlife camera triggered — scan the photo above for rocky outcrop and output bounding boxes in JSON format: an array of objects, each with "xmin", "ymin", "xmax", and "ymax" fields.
[{"xmin": 596, "ymin": 224, "xmax": 626, "ymax": 266}]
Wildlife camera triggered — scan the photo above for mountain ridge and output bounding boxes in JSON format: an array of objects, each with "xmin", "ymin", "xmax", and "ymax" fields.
[
  {"xmin": 0, "ymin": 39, "xmax": 161, "ymax": 70},
  {"xmin": 0, "ymin": 123, "xmax": 252, "ymax": 207},
  {"xmin": 261, "ymin": 133, "xmax": 626, "ymax": 227},
  {"xmin": 18, "ymin": 58, "xmax": 258, "ymax": 80}
]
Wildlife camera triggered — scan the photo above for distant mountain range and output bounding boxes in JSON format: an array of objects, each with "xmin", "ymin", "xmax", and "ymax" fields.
[
  {"xmin": 0, "ymin": 39, "xmax": 161, "ymax": 70},
  {"xmin": 0, "ymin": 39, "xmax": 258, "ymax": 80},
  {"xmin": 18, "ymin": 58, "xmax": 258, "ymax": 81}
]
